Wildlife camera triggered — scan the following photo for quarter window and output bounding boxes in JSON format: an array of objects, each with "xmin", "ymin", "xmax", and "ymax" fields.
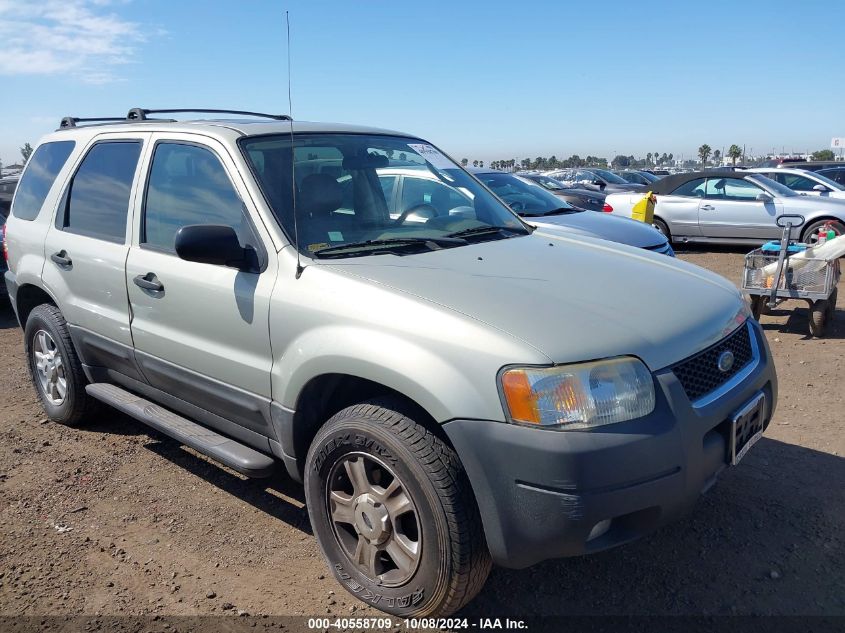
[
  {"xmin": 57, "ymin": 141, "xmax": 141, "ymax": 242},
  {"xmin": 12, "ymin": 141, "xmax": 75, "ymax": 221},
  {"xmin": 705, "ymin": 178, "xmax": 763, "ymax": 201},
  {"xmin": 670, "ymin": 178, "xmax": 706, "ymax": 197},
  {"xmin": 143, "ymin": 143, "xmax": 250, "ymax": 252}
]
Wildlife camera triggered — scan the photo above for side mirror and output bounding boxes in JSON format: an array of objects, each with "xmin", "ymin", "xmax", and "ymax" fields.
[
  {"xmin": 813, "ymin": 184, "xmax": 827, "ymax": 192},
  {"xmin": 756, "ymin": 193, "xmax": 773, "ymax": 203},
  {"xmin": 175, "ymin": 224, "xmax": 248, "ymax": 269}
]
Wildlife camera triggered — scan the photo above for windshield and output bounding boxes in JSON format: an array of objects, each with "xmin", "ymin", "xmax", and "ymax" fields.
[
  {"xmin": 591, "ymin": 169, "xmax": 629, "ymax": 184},
  {"xmin": 640, "ymin": 171, "xmax": 661, "ymax": 183},
  {"xmin": 473, "ymin": 172, "xmax": 577, "ymax": 216},
  {"xmin": 240, "ymin": 134, "xmax": 528, "ymax": 257},
  {"xmin": 805, "ymin": 171, "xmax": 844, "ymax": 190},
  {"xmin": 748, "ymin": 174, "xmax": 797, "ymax": 198}
]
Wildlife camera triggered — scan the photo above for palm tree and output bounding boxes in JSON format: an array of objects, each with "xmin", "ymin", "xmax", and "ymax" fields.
[
  {"xmin": 728, "ymin": 144, "xmax": 742, "ymax": 166},
  {"xmin": 646, "ymin": 152, "xmax": 653, "ymax": 166},
  {"xmin": 698, "ymin": 144, "xmax": 712, "ymax": 168},
  {"xmin": 461, "ymin": 158, "xmax": 468, "ymax": 167},
  {"xmin": 472, "ymin": 160, "xmax": 478, "ymax": 168}
]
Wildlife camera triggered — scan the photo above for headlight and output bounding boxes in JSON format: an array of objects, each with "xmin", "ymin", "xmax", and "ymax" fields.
[{"xmin": 499, "ymin": 357, "xmax": 655, "ymax": 430}]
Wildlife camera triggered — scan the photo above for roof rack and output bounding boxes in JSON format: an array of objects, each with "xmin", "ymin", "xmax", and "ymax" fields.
[
  {"xmin": 60, "ymin": 116, "xmax": 127, "ymax": 129},
  {"xmin": 126, "ymin": 108, "xmax": 291, "ymax": 121},
  {"xmin": 59, "ymin": 108, "xmax": 291, "ymax": 130}
]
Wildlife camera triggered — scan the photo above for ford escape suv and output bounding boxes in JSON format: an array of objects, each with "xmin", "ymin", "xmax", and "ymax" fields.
[{"xmin": 4, "ymin": 108, "xmax": 777, "ymax": 617}]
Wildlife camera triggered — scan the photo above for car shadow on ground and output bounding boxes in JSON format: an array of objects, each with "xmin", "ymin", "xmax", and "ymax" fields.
[
  {"xmin": 758, "ymin": 304, "xmax": 844, "ymax": 340},
  {"xmin": 0, "ymin": 301, "xmax": 18, "ymax": 329},
  {"xmin": 459, "ymin": 437, "xmax": 845, "ymax": 617},
  {"xmin": 142, "ymin": 434, "xmax": 312, "ymax": 535}
]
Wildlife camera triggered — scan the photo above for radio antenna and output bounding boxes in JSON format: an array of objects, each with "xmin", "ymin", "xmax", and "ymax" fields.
[{"xmin": 286, "ymin": 10, "xmax": 304, "ymax": 279}]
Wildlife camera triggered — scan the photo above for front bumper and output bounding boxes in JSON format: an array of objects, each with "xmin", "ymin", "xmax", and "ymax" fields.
[{"xmin": 443, "ymin": 320, "xmax": 777, "ymax": 569}]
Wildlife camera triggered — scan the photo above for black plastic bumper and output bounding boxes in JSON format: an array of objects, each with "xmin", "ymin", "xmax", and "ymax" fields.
[{"xmin": 444, "ymin": 321, "xmax": 777, "ymax": 569}]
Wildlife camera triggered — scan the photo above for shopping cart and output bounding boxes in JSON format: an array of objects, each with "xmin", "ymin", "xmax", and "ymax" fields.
[{"xmin": 742, "ymin": 214, "xmax": 840, "ymax": 337}]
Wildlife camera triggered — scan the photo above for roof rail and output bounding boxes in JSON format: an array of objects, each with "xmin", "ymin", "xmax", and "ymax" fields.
[{"xmin": 126, "ymin": 108, "xmax": 291, "ymax": 121}]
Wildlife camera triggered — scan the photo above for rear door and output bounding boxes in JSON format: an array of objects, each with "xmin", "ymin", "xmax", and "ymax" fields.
[
  {"xmin": 125, "ymin": 135, "xmax": 277, "ymax": 443},
  {"xmin": 699, "ymin": 177, "xmax": 780, "ymax": 239},
  {"xmin": 41, "ymin": 133, "xmax": 148, "ymax": 377}
]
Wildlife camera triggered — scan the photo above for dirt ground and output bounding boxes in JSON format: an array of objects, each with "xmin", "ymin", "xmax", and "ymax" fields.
[{"xmin": 1, "ymin": 247, "xmax": 843, "ymax": 626}]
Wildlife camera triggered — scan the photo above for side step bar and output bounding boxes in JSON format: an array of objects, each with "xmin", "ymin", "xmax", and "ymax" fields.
[{"xmin": 86, "ymin": 383, "xmax": 276, "ymax": 478}]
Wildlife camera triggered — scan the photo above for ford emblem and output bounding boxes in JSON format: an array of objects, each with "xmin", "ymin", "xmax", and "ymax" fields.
[{"xmin": 717, "ymin": 351, "xmax": 735, "ymax": 373}]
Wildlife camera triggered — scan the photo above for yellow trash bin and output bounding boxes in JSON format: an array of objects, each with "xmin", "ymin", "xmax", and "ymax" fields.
[{"xmin": 631, "ymin": 191, "xmax": 655, "ymax": 224}]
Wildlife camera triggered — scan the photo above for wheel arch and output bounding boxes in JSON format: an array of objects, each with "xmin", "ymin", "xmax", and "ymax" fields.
[
  {"xmin": 800, "ymin": 215, "xmax": 845, "ymax": 242},
  {"xmin": 15, "ymin": 283, "xmax": 58, "ymax": 328}
]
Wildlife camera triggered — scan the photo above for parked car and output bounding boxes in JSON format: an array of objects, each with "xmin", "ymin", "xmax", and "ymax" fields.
[
  {"xmin": 5, "ymin": 109, "xmax": 777, "ymax": 617},
  {"xmin": 516, "ymin": 173, "xmax": 606, "ymax": 211},
  {"xmin": 818, "ymin": 167, "xmax": 845, "ymax": 186},
  {"xmin": 471, "ymin": 168, "xmax": 673, "ymax": 255},
  {"xmin": 0, "ymin": 175, "xmax": 19, "ymax": 217},
  {"xmin": 551, "ymin": 167, "xmax": 646, "ymax": 193},
  {"xmin": 0, "ymin": 214, "xmax": 7, "ymax": 297},
  {"xmin": 604, "ymin": 170, "xmax": 845, "ymax": 245},
  {"xmin": 767, "ymin": 160, "xmax": 843, "ymax": 172},
  {"xmin": 614, "ymin": 170, "xmax": 661, "ymax": 186},
  {"xmin": 747, "ymin": 168, "xmax": 845, "ymax": 200}
]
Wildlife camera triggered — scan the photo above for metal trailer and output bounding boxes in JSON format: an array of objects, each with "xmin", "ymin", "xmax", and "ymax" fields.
[{"xmin": 742, "ymin": 214, "xmax": 840, "ymax": 337}]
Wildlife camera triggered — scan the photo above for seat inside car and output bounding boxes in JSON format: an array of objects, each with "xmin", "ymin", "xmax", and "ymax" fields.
[{"xmin": 298, "ymin": 172, "xmax": 350, "ymax": 246}]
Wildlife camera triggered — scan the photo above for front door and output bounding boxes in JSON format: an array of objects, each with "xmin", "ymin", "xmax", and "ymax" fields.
[
  {"xmin": 125, "ymin": 136, "xmax": 278, "ymax": 441},
  {"xmin": 699, "ymin": 177, "xmax": 781, "ymax": 240}
]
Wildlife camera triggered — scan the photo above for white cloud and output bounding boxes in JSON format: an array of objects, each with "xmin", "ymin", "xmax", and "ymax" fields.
[{"xmin": 0, "ymin": 0, "xmax": 148, "ymax": 83}]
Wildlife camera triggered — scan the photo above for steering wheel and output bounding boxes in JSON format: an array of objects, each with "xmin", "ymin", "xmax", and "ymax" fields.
[
  {"xmin": 394, "ymin": 203, "xmax": 438, "ymax": 225},
  {"xmin": 508, "ymin": 200, "xmax": 526, "ymax": 212}
]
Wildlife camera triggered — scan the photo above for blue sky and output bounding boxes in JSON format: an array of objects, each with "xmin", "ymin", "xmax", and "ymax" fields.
[{"xmin": 1, "ymin": 0, "xmax": 843, "ymax": 167}]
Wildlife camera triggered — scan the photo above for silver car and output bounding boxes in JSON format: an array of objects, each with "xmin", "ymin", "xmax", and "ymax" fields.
[
  {"xmin": 604, "ymin": 170, "xmax": 845, "ymax": 244},
  {"xmin": 5, "ymin": 110, "xmax": 777, "ymax": 617}
]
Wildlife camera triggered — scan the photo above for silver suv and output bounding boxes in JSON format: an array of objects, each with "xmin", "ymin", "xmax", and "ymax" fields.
[{"xmin": 4, "ymin": 108, "xmax": 777, "ymax": 617}]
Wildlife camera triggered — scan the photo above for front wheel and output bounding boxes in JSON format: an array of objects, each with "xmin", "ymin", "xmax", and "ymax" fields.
[
  {"xmin": 305, "ymin": 399, "xmax": 491, "ymax": 616},
  {"xmin": 809, "ymin": 299, "xmax": 829, "ymax": 338},
  {"xmin": 653, "ymin": 217, "xmax": 670, "ymax": 241}
]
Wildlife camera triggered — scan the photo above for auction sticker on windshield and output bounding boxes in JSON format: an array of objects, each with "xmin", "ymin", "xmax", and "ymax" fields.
[{"xmin": 408, "ymin": 143, "xmax": 454, "ymax": 170}]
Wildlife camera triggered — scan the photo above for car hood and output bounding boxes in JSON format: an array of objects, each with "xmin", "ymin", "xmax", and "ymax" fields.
[
  {"xmin": 525, "ymin": 211, "xmax": 666, "ymax": 248},
  {"xmin": 318, "ymin": 231, "xmax": 747, "ymax": 370}
]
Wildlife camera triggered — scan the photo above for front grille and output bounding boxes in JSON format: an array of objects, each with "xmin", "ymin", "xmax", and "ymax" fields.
[{"xmin": 671, "ymin": 323, "xmax": 754, "ymax": 402}]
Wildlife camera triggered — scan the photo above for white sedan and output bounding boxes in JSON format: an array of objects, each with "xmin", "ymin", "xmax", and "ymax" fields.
[{"xmin": 746, "ymin": 168, "xmax": 845, "ymax": 200}]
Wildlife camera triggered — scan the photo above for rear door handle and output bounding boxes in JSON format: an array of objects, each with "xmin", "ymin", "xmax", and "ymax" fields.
[
  {"xmin": 50, "ymin": 250, "xmax": 72, "ymax": 268},
  {"xmin": 133, "ymin": 273, "xmax": 164, "ymax": 293},
  {"xmin": 700, "ymin": 204, "xmax": 715, "ymax": 211}
]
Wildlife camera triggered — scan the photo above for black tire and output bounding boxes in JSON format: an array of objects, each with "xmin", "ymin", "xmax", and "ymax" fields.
[
  {"xmin": 750, "ymin": 296, "xmax": 769, "ymax": 321},
  {"xmin": 304, "ymin": 399, "xmax": 491, "ymax": 617},
  {"xmin": 826, "ymin": 288, "xmax": 838, "ymax": 324},
  {"xmin": 653, "ymin": 217, "xmax": 670, "ymax": 241},
  {"xmin": 809, "ymin": 299, "xmax": 828, "ymax": 338},
  {"xmin": 801, "ymin": 219, "xmax": 845, "ymax": 246},
  {"xmin": 24, "ymin": 304, "xmax": 99, "ymax": 426}
]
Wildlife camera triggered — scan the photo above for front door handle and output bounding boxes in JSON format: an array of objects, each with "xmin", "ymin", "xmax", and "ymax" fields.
[
  {"xmin": 133, "ymin": 273, "xmax": 164, "ymax": 293},
  {"xmin": 700, "ymin": 204, "xmax": 715, "ymax": 211},
  {"xmin": 50, "ymin": 250, "xmax": 73, "ymax": 268}
]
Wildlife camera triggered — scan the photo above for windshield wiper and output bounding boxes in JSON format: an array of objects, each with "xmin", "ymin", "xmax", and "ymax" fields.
[
  {"xmin": 537, "ymin": 207, "xmax": 582, "ymax": 216},
  {"xmin": 313, "ymin": 236, "xmax": 467, "ymax": 258},
  {"xmin": 445, "ymin": 225, "xmax": 525, "ymax": 239}
]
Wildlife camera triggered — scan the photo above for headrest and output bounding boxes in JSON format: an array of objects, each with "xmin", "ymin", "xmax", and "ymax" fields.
[{"xmin": 299, "ymin": 173, "xmax": 343, "ymax": 218}]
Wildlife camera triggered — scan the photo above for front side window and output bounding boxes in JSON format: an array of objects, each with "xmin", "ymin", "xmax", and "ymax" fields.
[
  {"xmin": 57, "ymin": 141, "xmax": 141, "ymax": 242},
  {"xmin": 705, "ymin": 177, "xmax": 763, "ymax": 201},
  {"xmin": 143, "ymin": 143, "xmax": 251, "ymax": 252},
  {"xmin": 12, "ymin": 141, "xmax": 75, "ymax": 221},
  {"xmin": 239, "ymin": 134, "xmax": 527, "ymax": 258}
]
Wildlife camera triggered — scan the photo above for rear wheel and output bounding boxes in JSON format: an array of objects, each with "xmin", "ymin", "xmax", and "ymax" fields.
[
  {"xmin": 305, "ymin": 399, "xmax": 491, "ymax": 616},
  {"xmin": 750, "ymin": 296, "xmax": 769, "ymax": 321},
  {"xmin": 801, "ymin": 219, "xmax": 845, "ymax": 246},
  {"xmin": 24, "ymin": 304, "xmax": 99, "ymax": 425}
]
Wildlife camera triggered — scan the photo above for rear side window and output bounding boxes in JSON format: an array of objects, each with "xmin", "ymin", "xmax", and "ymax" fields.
[
  {"xmin": 57, "ymin": 141, "xmax": 142, "ymax": 243},
  {"xmin": 670, "ymin": 178, "xmax": 706, "ymax": 197},
  {"xmin": 12, "ymin": 141, "xmax": 75, "ymax": 220},
  {"xmin": 143, "ymin": 142, "xmax": 248, "ymax": 252}
]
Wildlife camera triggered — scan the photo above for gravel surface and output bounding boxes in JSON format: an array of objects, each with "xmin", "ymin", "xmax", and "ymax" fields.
[{"xmin": 1, "ymin": 247, "xmax": 843, "ymax": 623}]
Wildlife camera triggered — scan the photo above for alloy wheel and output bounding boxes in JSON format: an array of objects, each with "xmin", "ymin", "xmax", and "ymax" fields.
[{"xmin": 32, "ymin": 330, "xmax": 67, "ymax": 405}]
